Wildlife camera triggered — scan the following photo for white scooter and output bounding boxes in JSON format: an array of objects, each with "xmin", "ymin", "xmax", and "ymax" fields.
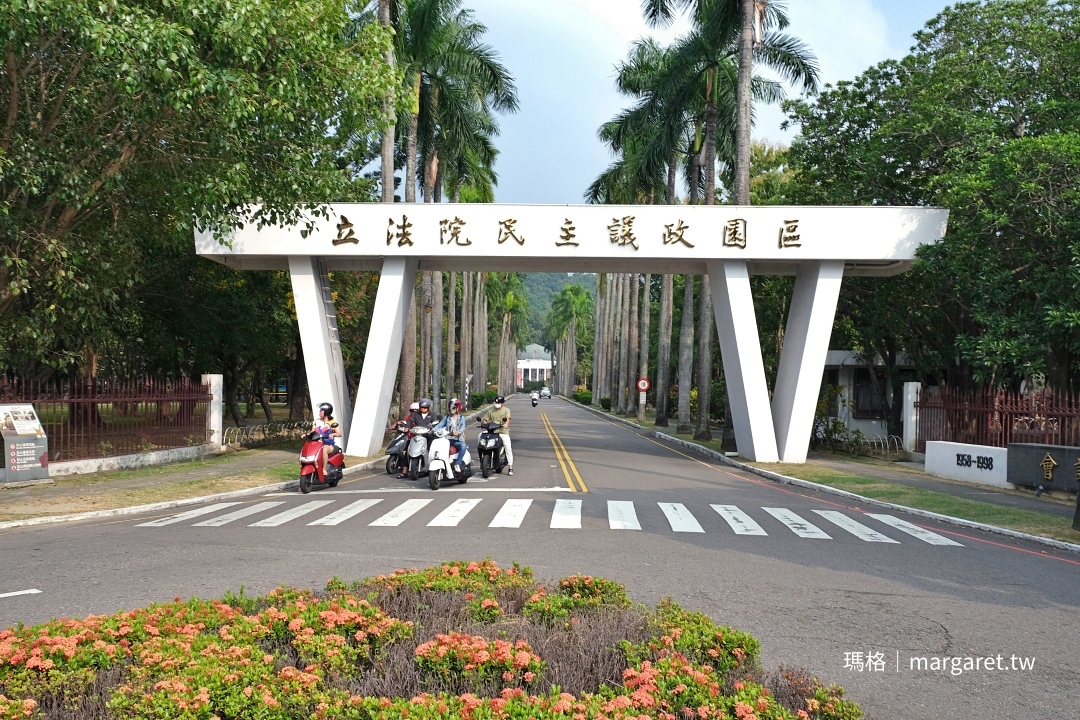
[{"xmin": 426, "ymin": 427, "xmax": 473, "ymax": 490}]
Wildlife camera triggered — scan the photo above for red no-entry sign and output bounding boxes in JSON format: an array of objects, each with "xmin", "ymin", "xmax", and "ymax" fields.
[{"xmin": 637, "ymin": 378, "xmax": 651, "ymax": 392}]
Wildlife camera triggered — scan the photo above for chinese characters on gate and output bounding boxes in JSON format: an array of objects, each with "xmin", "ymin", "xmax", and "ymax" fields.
[{"xmin": 330, "ymin": 215, "xmax": 803, "ymax": 250}]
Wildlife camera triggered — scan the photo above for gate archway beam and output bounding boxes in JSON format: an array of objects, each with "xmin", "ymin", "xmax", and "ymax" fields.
[{"xmin": 196, "ymin": 204, "xmax": 948, "ymax": 462}]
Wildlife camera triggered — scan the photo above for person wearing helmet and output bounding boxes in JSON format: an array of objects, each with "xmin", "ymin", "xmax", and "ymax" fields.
[
  {"xmin": 312, "ymin": 402, "xmax": 342, "ymax": 478},
  {"xmin": 399, "ymin": 398, "xmax": 436, "ymax": 478},
  {"xmin": 479, "ymin": 395, "xmax": 513, "ymax": 475},
  {"xmin": 435, "ymin": 398, "xmax": 467, "ymax": 458}
]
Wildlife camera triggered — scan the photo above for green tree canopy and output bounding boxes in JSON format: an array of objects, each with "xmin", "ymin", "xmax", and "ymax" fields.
[
  {"xmin": 1, "ymin": 0, "xmax": 400, "ymax": 371},
  {"xmin": 786, "ymin": 0, "xmax": 1080, "ymax": 391}
]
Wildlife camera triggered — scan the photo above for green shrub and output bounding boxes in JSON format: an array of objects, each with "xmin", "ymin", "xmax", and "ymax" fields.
[
  {"xmin": 600, "ymin": 397, "xmax": 611, "ymax": 410},
  {"xmin": 469, "ymin": 393, "xmax": 487, "ymax": 410},
  {"xmin": 0, "ymin": 561, "xmax": 859, "ymax": 720},
  {"xmin": 572, "ymin": 391, "xmax": 592, "ymax": 405},
  {"xmin": 484, "ymin": 390, "xmax": 498, "ymax": 403}
]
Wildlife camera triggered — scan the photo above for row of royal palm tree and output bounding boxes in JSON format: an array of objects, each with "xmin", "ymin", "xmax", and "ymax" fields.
[
  {"xmin": 587, "ymin": 1, "xmax": 817, "ymax": 434},
  {"xmin": 368, "ymin": 0, "xmax": 517, "ymax": 414},
  {"xmin": 543, "ymin": 284, "xmax": 594, "ymax": 396}
]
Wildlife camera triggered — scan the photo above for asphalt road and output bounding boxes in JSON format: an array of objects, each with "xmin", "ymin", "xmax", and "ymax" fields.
[{"xmin": 2, "ymin": 397, "xmax": 1078, "ymax": 720}]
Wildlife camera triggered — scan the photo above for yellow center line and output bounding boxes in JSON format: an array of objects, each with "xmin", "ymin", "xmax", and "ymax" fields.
[{"xmin": 541, "ymin": 411, "xmax": 588, "ymax": 493}]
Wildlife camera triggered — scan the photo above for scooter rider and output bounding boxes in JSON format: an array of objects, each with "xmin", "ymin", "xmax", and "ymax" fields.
[
  {"xmin": 399, "ymin": 399, "xmax": 435, "ymax": 478},
  {"xmin": 435, "ymin": 398, "xmax": 467, "ymax": 458},
  {"xmin": 479, "ymin": 395, "xmax": 513, "ymax": 475},
  {"xmin": 312, "ymin": 402, "xmax": 342, "ymax": 478}
]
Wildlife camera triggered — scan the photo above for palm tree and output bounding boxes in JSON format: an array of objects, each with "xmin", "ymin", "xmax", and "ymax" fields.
[
  {"xmin": 547, "ymin": 285, "xmax": 594, "ymax": 397},
  {"xmin": 676, "ymin": 275, "xmax": 694, "ymax": 434},
  {"xmin": 393, "ymin": 0, "xmax": 518, "ymax": 203}
]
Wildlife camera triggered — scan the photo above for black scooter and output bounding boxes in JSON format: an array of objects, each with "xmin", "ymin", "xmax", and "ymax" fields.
[
  {"xmin": 384, "ymin": 420, "xmax": 409, "ymax": 475},
  {"xmin": 476, "ymin": 419, "xmax": 508, "ymax": 478}
]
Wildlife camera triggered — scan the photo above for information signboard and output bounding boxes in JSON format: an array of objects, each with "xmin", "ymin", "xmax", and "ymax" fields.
[{"xmin": 1, "ymin": 404, "xmax": 49, "ymax": 483}]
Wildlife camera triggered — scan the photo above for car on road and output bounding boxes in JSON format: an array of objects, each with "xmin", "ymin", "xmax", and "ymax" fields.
[{"xmin": 539, "ymin": 386, "xmax": 552, "ymax": 398}]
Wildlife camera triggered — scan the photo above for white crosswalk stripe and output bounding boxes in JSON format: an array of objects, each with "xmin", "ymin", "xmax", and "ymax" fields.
[
  {"xmin": 308, "ymin": 499, "xmax": 383, "ymax": 526},
  {"xmin": 428, "ymin": 498, "xmax": 483, "ymax": 527},
  {"xmin": 711, "ymin": 504, "xmax": 768, "ymax": 536},
  {"xmin": 192, "ymin": 502, "xmax": 285, "ymax": 527},
  {"xmin": 762, "ymin": 507, "xmax": 832, "ymax": 539},
  {"xmin": 135, "ymin": 496, "xmax": 966, "ymax": 549},
  {"xmin": 136, "ymin": 503, "xmax": 241, "ymax": 527},
  {"xmin": 812, "ymin": 510, "xmax": 899, "ymax": 543},
  {"xmin": 866, "ymin": 514, "xmax": 964, "ymax": 546},
  {"xmin": 608, "ymin": 501, "xmax": 640, "ymax": 530},
  {"xmin": 369, "ymin": 499, "xmax": 432, "ymax": 526},
  {"xmin": 489, "ymin": 499, "xmax": 532, "ymax": 528},
  {"xmin": 658, "ymin": 503, "xmax": 705, "ymax": 533},
  {"xmin": 250, "ymin": 501, "xmax": 334, "ymax": 527},
  {"xmin": 550, "ymin": 499, "xmax": 582, "ymax": 529}
]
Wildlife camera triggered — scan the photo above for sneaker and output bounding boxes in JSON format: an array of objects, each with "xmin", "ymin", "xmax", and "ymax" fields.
[{"xmin": 508, "ymin": 468, "xmax": 514, "ymax": 476}]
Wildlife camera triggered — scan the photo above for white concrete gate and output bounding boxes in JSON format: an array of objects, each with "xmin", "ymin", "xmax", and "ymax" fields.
[{"xmin": 196, "ymin": 204, "xmax": 947, "ymax": 463}]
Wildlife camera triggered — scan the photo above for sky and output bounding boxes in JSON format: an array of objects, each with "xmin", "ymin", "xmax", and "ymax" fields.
[{"xmin": 458, "ymin": 0, "xmax": 958, "ymax": 204}]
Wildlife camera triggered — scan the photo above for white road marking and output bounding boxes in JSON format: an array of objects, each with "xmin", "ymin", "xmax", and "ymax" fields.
[
  {"xmin": 264, "ymin": 486, "xmax": 569, "ymax": 496},
  {"xmin": 711, "ymin": 504, "xmax": 768, "ymax": 536},
  {"xmin": 866, "ymin": 514, "xmax": 964, "ymax": 546},
  {"xmin": 249, "ymin": 501, "xmax": 334, "ymax": 527},
  {"xmin": 550, "ymin": 499, "xmax": 582, "ymax": 529},
  {"xmin": 136, "ymin": 503, "xmax": 241, "ymax": 527},
  {"xmin": 489, "ymin": 499, "xmax": 533, "ymax": 528},
  {"xmin": 428, "ymin": 498, "xmax": 483, "ymax": 526},
  {"xmin": 608, "ymin": 501, "xmax": 641, "ymax": 530},
  {"xmin": 763, "ymin": 508, "xmax": 832, "ymax": 539},
  {"xmin": 0, "ymin": 589, "xmax": 41, "ymax": 599},
  {"xmin": 309, "ymin": 499, "xmax": 384, "ymax": 526},
  {"xmin": 369, "ymin": 499, "xmax": 433, "ymax": 526},
  {"xmin": 658, "ymin": 502, "xmax": 705, "ymax": 533},
  {"xmin": 812, "ymin": 510, "xmax": 900, "ymax": 543},
  {"xmin": 192, "ymin": 502, "xmax": 285, "ymax": 527}
]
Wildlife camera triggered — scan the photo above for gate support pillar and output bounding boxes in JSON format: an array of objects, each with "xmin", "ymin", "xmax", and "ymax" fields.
[
  {"xmin": 771, "ymin": 261, "xmax": 844, "ymax": 463},
  {"xmin": 290, "ymin": 256, "xmax": 351, "ymax": 439},
  {"xmin": 348, "ymin": 257, "xmax": 419, "ymax": 457},
  {"xmin": 707, "ymin": 260, "xmax": 779, "ymax": 462}
]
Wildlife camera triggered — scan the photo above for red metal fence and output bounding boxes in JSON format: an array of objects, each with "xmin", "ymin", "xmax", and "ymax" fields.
[
  {"xmin": 0, "ymin": 377, "xmax": 211, "ymax": 462},
  {"xmin": 915, "ymin": 387, "xmax": 1080, "ymax": 452}
]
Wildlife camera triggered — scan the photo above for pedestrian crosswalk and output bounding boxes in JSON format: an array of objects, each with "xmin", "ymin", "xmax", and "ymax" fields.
[{"xmin": 135, "ymin": 496, "xmax": 965, "ymax": 547}]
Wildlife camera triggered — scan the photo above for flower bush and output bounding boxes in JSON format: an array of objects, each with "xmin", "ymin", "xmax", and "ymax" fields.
[{"xmin": 0, "ymin": 560, "xmax": 860, "ymax": 720}]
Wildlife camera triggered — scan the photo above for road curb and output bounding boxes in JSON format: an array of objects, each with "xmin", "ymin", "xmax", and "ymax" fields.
[
  {"xmin": 566, "ymin": 397, "xmax": 1080, "ymax": 554},
  {"xmin": 0, "ymin": 460, "xmax": 382, "ymax": 532}
]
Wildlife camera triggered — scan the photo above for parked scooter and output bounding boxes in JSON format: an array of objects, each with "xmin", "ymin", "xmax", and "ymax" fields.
[
  {"xmin": 476, "ymin": 419, "xmax": 508, "ymax": 478},
  {"xmin": 384, "ymin": 420, "xmax": 410, "ymax": 475},
  {"xmin": 426, "ymin": 427, "xmax": 473, "ymax": 490},
  {"xmin": 531, "ymin": 391, "xmax": 539, "ymax": 407},
  {"xmin": 298, "ymin": 431, "xmax": 344, "ymax": 493},
  {"xmin": 405, "ymin": 425, "xmax": 432, "ymax": 480}
]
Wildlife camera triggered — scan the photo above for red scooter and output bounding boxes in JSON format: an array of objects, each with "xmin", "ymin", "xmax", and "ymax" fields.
[{"xmin": 298, "ymin": 430, "xmax": 344, "ymax": 493}]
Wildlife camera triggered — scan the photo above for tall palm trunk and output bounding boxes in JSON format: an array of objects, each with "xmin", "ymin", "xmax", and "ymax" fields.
[
  {"xmin": 420, "ymin": 271, "xmax": 431, "ymax": 400},
  {"xmin": 655, "ymin": 273, "xmax": 673, "ymax": 426},
  {"xmin": 591, "ymin": 273, "xmax": 604, "ymax": 403},
  {"xmin": 379, "ymin": 0, "xmax": 395, "ymax": 203},
  {"xmin": 461, "ymin": 272, "xmax": 472, "ymax": 402},
  {"xmin": 400, "ymin": 290, "xmax": 417, "ymax": 417},
  {"xmin": 735, "ymin": 0, "xmax": 754, "ymax": 205},
  {"xmin": 695, "ymin": 67, "xmax": 718, "ymax": 439},
  {"xmin": 568, "ymin": 317, "xmax": 578, "ymax": 393},
  {"xmin": 446, "ymin": 271, "xmax": 456, "ymax": 404},
  {"xmin": 406, "ymin": 113, "xmax": 419, "ymax": 203},
  {"xmin": 432, "ymin": 271, "xmax": 443, "ymax": 412},
  {"xmin": 627, "ymin": 273, "xmax": 640, "ymax": 415},
  {"xmin": 666, "ymin": 154, "xmax": 677, "ymax": 206},
  {"xmin": 677, "ymin": 275, "xmax": 694, "ymax": 434},
  {"xmin": 693, "ymin": 279, "xmax": 714, "ymax": 441},
  {"xmin": 475, "ymin": 274, "xmax": 488, "ymax": 395},
  {"xmin": 638, "ymin": 273, "xmax": 651, "ymax": 423},
  {"xmin": 617, "ymin": 273, "xmax": 631, "ymax": 414}
]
